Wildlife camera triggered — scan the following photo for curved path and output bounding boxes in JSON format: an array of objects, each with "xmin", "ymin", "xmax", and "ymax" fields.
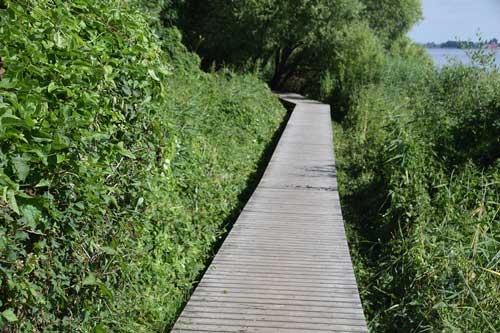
[{"xmin": 173, "ymin": 94, "xmax": 367, "ymax": 332}]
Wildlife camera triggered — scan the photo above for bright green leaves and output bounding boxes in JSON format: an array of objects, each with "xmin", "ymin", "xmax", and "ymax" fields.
[
  {"xmin": 0, "ymin": 0, "xmax": 285, "ymax": 332},
  {"xmin": 0, "ymin": 0, "xmax": 175, "ymax": 331},
  {"xmin": 35, "ymin": 179, "xmax": 50, "ymax": 188},
  {"xmin": 0, "ymin": 111, "xmax": 24, "ymax": 136},
  {"xmin": 1, "ymin": 309, "xmax": 18, "ymax": 323},
  {"xmin": 103, "ymin": 65, "xmax": 114, "ymax": 82},
  {"xmin": 147, "ymin": 69, "xmax": 160, "ymax": 81},
  {"xmin": 116, "ymin": 142, "xmax": 135, "ymax": 159},
  {"xmin": 53, "ymin": 31, "xmax": 66, "ymax": 49},
  {"xmin": 3, "ymin": 188, "xmax": 19, "ymax": 214},
  {"xmin": 19, "ymin": 205, "xmax": 41, "ymax": 229},
  {"xmin": 47, "ymin": 82, "xmax": 57, "ymax": 93},
  {"xmin": 82, "ymin": 273, "xmax": 97, "ymax": 286},
  {"xmin": 11, "ymin": 155, "xmax": 30, "ymax": 182}
]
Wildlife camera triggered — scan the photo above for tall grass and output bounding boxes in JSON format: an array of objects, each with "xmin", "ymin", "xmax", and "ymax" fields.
[{"xmin": 335, "ymin": 48, "xmax": 500, "ymax": 332}]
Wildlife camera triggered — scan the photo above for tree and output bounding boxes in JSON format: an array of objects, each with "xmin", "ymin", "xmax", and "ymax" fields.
[
  {"xmin": 360, "ymin": 0, "xmax": 422, "ymax": 45},
  {"xmin": 168, "ymin": 0, "xmax": 421, "ymax": 94},
  {"xmin": 172, "ymin": 0, "xmax": 365, "ymax": 90}
]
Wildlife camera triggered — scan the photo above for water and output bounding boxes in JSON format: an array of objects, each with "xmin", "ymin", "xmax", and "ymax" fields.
[{"xmin": 427, "ymin": 48, "xmax": 500, "ymax": 67}]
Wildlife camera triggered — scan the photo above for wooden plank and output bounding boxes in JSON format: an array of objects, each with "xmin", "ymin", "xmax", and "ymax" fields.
[
  {"xmin": 172, "ymin": 93, "xmax": 367, "ymax": 332},
  {"xmin": 194, "ymin": 285, "xmax": 361, "ymax": 296},
  {"xmin": 181, "ymin": 311, "xmax": 366, "ymax": 325},
  {"xmin": 181, "ymin": 304, "xmax": 367, "ymax": 319},
  {"xmin": 183, "ymin": 300, "xmax": 366, "ymax": 315},
  {"xmin": 174, "ymin": 317, "xmax": 367, "ymax": 331}
]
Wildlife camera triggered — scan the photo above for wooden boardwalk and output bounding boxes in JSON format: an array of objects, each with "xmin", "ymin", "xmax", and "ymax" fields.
[{"xmin": 172, "ymin": 94, "xmax": 367, "ymax": 332}]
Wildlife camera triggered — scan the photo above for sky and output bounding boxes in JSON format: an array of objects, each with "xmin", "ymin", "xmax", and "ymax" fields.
[{"xmin": 408, "ymin": 0, "xmax": 500, "ymax": 43}]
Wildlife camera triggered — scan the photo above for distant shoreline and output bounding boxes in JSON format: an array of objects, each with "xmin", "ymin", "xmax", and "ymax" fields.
[
  {"xmin": 424, "ymin": 46, "xmax": 499, "ymax": 50},
  {"xmin": 425, "ymin": 47, "xmax": 499, "ymax": 51},
  {"xmin": 419, "ymin": 39, "xmax": 498, "ymax": 50}
]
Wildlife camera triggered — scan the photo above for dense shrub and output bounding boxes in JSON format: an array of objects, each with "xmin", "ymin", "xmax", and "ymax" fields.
[
  {"xmin": 316, "ymin": 23, "xmax": 385, "ymax": 118},
  {"xmin": 0, "ymin": 0, "xmax": 284, "ymax": 331},
  {"xmin": 335, "ymin": 50, "xmax": 500, "ymax": 332},
  {"xmin": 436, "ymin": 63, "xmax": 500, "ymax": 167}
]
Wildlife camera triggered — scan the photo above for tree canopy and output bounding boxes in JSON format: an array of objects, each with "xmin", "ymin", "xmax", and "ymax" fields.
[
  {"xmin": 361, "ymin": 0, "xmax": 422, "ymax": 43},
  {"xmin": 169, "ymin": 0, "xmax": 422, "ymax": 97}
]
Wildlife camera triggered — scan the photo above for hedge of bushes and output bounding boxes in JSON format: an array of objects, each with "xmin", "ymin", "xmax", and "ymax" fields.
[{"xmin": 0, "ymin": 0, "xmax": 285, "ymax": 331}]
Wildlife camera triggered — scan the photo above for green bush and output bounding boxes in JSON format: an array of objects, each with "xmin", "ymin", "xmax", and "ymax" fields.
[
  {"xmin": 335, "ymin": 52, "xmax": 500, "ymax": 332},
  {"xmin": 0, "ymin": 0, "xmax": 284, "ymax": 331},
  {"xmin": 436, "ymin": 63, "xmax": 500, "ymax": 167},
  {"xmin": 317, "ymin": 23, "xmax": 385, "ymax": 119}
]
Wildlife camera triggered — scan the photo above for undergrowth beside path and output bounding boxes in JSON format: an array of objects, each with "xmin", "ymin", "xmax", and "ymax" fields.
[
  {"xmin": 0, "ymin": 1, "xmax": 285, "ymax": 331},
  {"xmin": 335, "ymin": 50, "xmax": 500, "ymax": 332}
]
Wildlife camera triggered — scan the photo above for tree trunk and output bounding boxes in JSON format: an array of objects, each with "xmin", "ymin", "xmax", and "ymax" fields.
[
  {"xmin": 270, "ymin": 43, "xmax": 301, "ymax": 90},
  {"xmin": 270, "ymin": 49, "xmax": 283, "ymax": 90}
]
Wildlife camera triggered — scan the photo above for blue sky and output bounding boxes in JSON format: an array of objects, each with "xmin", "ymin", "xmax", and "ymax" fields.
[{"xmin": 409, "ymin": 0, "xmax": 500, "ymax": 43}]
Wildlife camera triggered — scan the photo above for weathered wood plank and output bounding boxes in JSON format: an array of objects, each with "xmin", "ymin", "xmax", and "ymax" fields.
[{"xmin": 172, "ymin": 93, "xmax": 367, "ymax": 332}]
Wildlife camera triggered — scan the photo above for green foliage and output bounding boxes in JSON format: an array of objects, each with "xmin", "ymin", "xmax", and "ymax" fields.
[
  {"xmin": 436, "ymin": 62, "xmax": 500, "ymax": 167},
  {"xmin": 389, "ymin": 36, "xmax": 434, "ymax": 64},
  {"xmin": 0, "ymin": 0, "xmax": 284, "ymax": 331},
  {"xmin": 335, "ymin": 50, "xmax": 500, "ymax": 332},
  {"xmin": 171, "ymin": 0, "xmax": 422, "ymax": 94},
  {"xmin": 361, "ymin": 0, "xmax": 422, "ymax": 45},
  {"xmin": 173, "ymin": 0, "xmax": 390, "ymax": 118},
  {"xmin": 316, "ymin": 23, "xmax": 385, "ymax": 118},
  {"xmin": 172, "ymin": 0, "xmax": 365, "ymax": 90}
]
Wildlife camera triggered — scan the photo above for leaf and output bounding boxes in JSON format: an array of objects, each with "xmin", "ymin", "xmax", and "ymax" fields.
[
  {"xmin": 0, "ymin": 171, "xmax": 18, "ymax": 189},
  {"xmin": 21, "ymin": 205, "xmax": 41, "ymax": 229},
  {"xmin": 2, "ymin": 309, "xmax": 18, "ymax": 322},
  {"xmin": 14, "ymin": 230, "xmax": 28, "ymax": 241},
  {"xmin": 136, "ymin": 197, "xmax": 144, "ymax": 209},
  {"xmin": 103, "ymin": 65, "xmax": 113, "ymax": 81},
  {"xmin": 103, "ymin": 65, "xmax": 113, "ymax": 75},
  {"xmin": 53, "ymin": 31, "xmax": 64, "ymax": 48},
  {"xmin": 116, "ymin": 142, "xmax": 135, "ymax": 159},
  {"xmin": 0, "ymin": 111, "xmax": 22, "ymax": 128},
  {"xmin": 6, "ymin": 190, "xmax": 19, "ymax": 214},
  {"xmin": 94, "ymin": 324, "xmax": 111, "ymax": 333},
  {"xmin": 103, "ymin": 195, "xmax": 118, "ymax": 208},
  {"xmin": 148, "ymin": 69, "xmax": 160, "ymax": 81},
  {"xmin": 97, "ymin": 282, "xmax": 113, "ymax": 299},
  {"xmin": 12, "ymin": 155, "xmax": 30, "ymax": 182},
  {"xmin": 83, "ymin": 273, "xmax": 97, "ymax": 286},
  {"xmin": 56, "ymin": 154, "xmax": 66, "ymax": 164},
  {"xmin": 42, "ymin": 40, "xmax": 55, "ymax": 50},
  {"xmin": 0, "ymin": 115, "xmax": 24, "ymax": 129},
  {"xmin": 48, "ymin": 82, "xmax": 57, "ymax": 93},
  {"xmin": 29, "ymin": 149, "xmax": 49, "ymax": 166},
  {"xmin": 35, "ymin": 179, "xmax": 51, "ymax": 188},
  {"xmin": 121, "ymin": 85, "xmax": 131, "ymax": 96},
  {"xmin": 0, "ymin": 78, "xmax": 17, "ymax": 89},
  {"xmin": 102, "ymin": 247, "xmax": 117, "ymax": 255}
]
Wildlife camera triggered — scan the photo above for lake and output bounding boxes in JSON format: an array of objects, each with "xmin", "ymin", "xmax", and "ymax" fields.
[{"xmin": 427, "ymin": 48, "xmax": 500, "ymax": 66}]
